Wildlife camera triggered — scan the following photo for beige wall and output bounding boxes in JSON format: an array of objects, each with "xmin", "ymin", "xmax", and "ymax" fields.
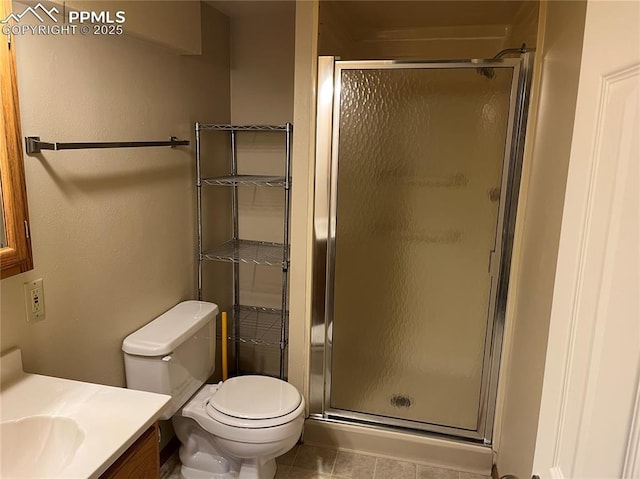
[
  {"xmin": 212, "ymin": 1, "xmax": 295, "ymax": 376},
  {"xmin": 0, "ymin": 2, "xmax": 230, "ymax": 387},
  {"xmin": 494, "ymin": 1, "xmax": 587, "ymax": 476},
  {"xmin": 228, "ymin": 2, "xmax": 295, "ymax": 125},
  {"xmin": 288, "ymin": 0, "xmax": 318, "ymax": 398}
]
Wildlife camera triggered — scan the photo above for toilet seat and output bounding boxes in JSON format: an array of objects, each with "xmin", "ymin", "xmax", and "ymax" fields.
[
  {"xmin": 206, "ymin": 376, "xmax": 303, "ymax": 429},
  {"xmin": 180, "ymin": 384, "xmax": 305, "ymax": 444}
]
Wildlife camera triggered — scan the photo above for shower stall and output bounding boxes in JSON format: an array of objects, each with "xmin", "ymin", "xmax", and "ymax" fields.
[{"xmin": 310, "ymin": 53, "xmax": 533, "ymax": 443}]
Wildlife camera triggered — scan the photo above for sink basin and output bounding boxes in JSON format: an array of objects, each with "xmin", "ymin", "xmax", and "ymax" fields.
[
  {"xmin": 0, "ymin": 349, "xmax": 170, "ymax": 478},
  {"xmin": 1, "ymin": 416, "xmax": 84, "ymax": 478}
]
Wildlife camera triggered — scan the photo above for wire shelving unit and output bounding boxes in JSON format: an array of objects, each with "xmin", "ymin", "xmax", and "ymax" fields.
[{"xmin": 195, "ymin": 122, "xmax": 292, "ymax": 379}]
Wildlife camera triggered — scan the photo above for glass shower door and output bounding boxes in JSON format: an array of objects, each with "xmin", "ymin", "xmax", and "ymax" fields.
[{"xmin": 314, "ymin": 58, "xmax": 528, "ymax": 440}]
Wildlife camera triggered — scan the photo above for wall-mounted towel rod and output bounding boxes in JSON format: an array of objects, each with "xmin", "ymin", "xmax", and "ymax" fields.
[{"xmin": 25, "ymin": 136, "xmax": 190, "ymax": 155}]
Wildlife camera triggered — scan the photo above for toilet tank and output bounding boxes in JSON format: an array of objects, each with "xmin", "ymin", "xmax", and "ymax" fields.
[{"xmin": 122, "ymin": 301, "xmax": 218, "ymax": 419}]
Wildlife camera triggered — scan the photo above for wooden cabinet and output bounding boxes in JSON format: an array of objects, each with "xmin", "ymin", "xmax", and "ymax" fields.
[
  {"xmin": 100, "ymin": 423, "xmax": 160, "ymax": 479},
  {"xmin": 0, "ymin": 0, "xmax": 34, "ymax": 279}
]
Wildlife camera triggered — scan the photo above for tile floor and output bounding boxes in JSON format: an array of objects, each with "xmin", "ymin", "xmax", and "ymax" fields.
[{"xmin": 161, "ymin": 444, "xmax": 491, "ymax": 479}]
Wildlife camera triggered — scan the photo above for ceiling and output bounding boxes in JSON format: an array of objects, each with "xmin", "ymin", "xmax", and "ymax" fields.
[{"xmin": 207, "ymin": 0, "xmax": 294, "ymax": 18}]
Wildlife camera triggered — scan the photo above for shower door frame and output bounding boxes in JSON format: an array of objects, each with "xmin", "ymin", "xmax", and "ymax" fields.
[{"xmin": 310, "ymin": 55, "xmax": 534, "ymax": 443}]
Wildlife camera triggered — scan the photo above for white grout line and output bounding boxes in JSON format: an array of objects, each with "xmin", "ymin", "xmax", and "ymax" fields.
[
  {"xmin": 329, "ymin": 448, "xmax": 338, "ymax": 476},
  {"xmin": 291, "ymin": 445, "xmax": 300, "ymax": 464}
]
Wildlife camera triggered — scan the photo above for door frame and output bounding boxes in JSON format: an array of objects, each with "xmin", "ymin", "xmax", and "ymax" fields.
[{"xmin": 310, "ymin": 55, "xmax": 534, "ymax": 443}]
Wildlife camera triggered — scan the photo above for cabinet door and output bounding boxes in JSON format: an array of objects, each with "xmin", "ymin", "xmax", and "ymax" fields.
[{"xmin": 100, "ymin": 424, "xmax": 160, "ymax": 479}]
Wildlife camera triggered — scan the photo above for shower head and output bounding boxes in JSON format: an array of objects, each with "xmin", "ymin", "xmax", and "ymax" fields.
[
  {"xmin": 477, "ymin": 43, "xmax": 530, "ymax": 80},
  {"xmin": 492, "ymin": 43, "xmax": 529, "ymax": 60}
]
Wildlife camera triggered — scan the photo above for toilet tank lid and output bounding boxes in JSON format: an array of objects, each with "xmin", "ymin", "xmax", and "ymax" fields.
[{"xmin": 122, "ymin": 301, "xmax": 218, "ymax": 356}]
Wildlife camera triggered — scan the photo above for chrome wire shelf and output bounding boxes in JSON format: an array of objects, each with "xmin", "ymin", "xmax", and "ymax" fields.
[
  {"xmin": 217, "ymin": 305, "xmax": 288, "ymax": 347},
  {"xmin": 202, "ymin": 175, "xmax": 286, "ymax": 187},
  {"xmin": 198, "ymin": 124, "xmax": 290, "ymax": 131},
  {"xmin": 203, "ymin": 239, "xmax": 287, "ymax": 266},
  {"xmin": 196, "ymin": 122, "xmax": 292, "ymax": 379}
]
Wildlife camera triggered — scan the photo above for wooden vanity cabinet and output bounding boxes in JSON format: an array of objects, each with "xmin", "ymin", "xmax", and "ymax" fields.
[{"xmin": 100, "ymin": 423, "xmax": 160, "ymax": 479}]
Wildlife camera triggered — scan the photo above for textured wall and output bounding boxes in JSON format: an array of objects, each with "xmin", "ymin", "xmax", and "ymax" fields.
[
  {"xmin": 0, "ymin": 2, "xmax": 230, "ymax": 387},
  {"xmin": 219, "ymin": 2, "xmax": 295, "ymax": 377},
  {"xmin": 52, "ymin": 0, "xmax": 203, "ymax": 54}
]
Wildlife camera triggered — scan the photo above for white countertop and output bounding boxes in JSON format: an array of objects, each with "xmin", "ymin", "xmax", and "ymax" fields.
[{"xmin": 0, "ymin": 349, "xmax": 171, "ymax": 478}]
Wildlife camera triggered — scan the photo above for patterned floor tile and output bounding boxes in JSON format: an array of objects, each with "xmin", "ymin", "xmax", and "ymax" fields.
[
  {"xmin": 276, "ymin": 464, "xmax": 292, "ymax": 478},
  {"xmin": 418, "ymin": 464, "xmax": 459, "ymax": 479},
  {"xmin": 292, "ymin": 445, "xmax": 338, "ymax": 474},
  {"xmin": 332, "ymin": 451, "xmax": 377, "ymax": 478},
  {"xmin": 459, "ymin": 472, "xmax": 490, "ymax": 479},
  {"xmin": 373, "ymin": 458, "xmax": 417, "ymax": 479},
  {"xmin": 287, "ymin": 466, "xmax": 332, "ymax": 478},
  {"xmin": 278, "ymin": 445, "xmax": 300, "ymax": 466}
]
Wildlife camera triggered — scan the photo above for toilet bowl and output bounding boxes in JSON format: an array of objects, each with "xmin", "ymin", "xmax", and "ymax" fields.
[
  {"xmin": 174, "ymin": 380, "xmax": 304, "ymax": 479},
  {"xmin": 122, "ymin": 301, "xmax": 304, "ymax": 479}
]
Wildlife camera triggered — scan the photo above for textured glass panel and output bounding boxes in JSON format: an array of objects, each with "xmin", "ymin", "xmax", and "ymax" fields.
[{"xmin": 330, "ymin": 67, "xmax": 513, "ymax": 430}]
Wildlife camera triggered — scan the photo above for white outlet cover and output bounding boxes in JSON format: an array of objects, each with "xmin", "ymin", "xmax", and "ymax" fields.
[{"xmin": 23, "ymin": 278, "xmax": 45, "ymax": 322}]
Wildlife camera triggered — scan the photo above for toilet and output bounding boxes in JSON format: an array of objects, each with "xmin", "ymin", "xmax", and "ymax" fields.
[{"xmin": 122, "ymin": 301, "xmax": 304, "ymax": 479}]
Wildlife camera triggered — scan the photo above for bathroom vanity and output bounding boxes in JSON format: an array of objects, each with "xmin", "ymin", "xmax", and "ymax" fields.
[
  {"xmin": 100, "ymin": 424, "xmax": 160, "ymax": 478},
  {"xmin": 0, "ymin": 348, "xmax": 170, "ymax": 478}
]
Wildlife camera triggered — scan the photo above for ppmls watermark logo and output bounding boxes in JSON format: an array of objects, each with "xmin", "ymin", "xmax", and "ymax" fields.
[
  {"xmin": 1, "ymin": 3, "xmax": 126, "ymax": 37},
  {"xmin": 2, "ymin": 3, "xmax": 58, "ymax": 23}
]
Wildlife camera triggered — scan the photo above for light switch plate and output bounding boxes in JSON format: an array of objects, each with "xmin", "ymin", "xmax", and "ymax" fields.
[{"xmin": 24, "ymin": 278, "xmax": 45, "ymax": 322}]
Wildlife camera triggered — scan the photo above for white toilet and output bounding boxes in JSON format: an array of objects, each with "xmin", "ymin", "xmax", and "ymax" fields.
[{"xmin": 122, "ymin": 301, "xmax": 305, "ymax": 479}]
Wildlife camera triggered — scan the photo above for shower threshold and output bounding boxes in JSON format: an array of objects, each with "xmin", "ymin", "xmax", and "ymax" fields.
[{"xmin": 313, "ymin": 410, "xmax": 490, "ymax": 445}]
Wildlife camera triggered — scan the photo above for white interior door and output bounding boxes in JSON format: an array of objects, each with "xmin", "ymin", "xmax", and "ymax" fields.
[{"xmin": 533, "ymin": 1, "xmax": 640, "ymax": 478}]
